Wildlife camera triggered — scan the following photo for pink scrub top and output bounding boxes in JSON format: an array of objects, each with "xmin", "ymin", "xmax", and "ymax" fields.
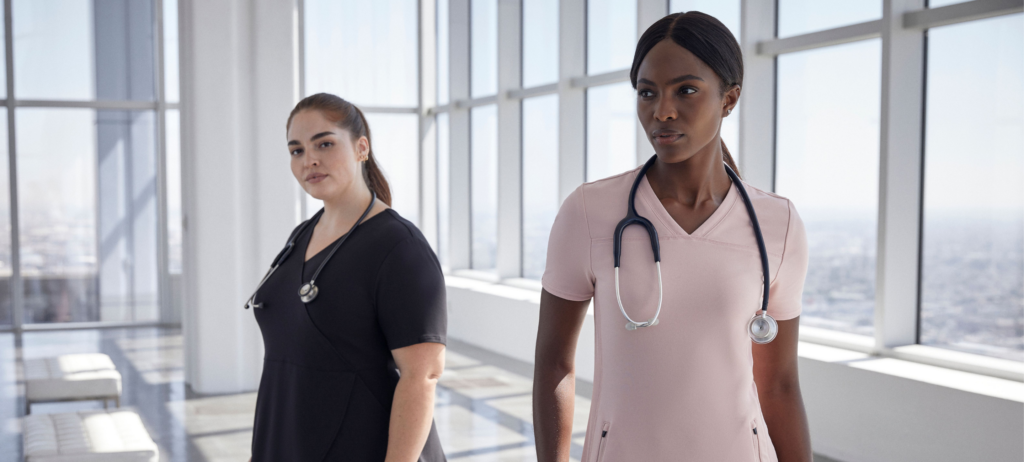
[{"xmin": 542, "ymin": 166, "xmax": 809, "ymax": 462}]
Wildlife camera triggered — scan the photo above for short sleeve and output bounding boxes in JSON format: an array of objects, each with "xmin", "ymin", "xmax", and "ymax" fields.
[
  {"xmin": 375, "ymin": 237, "xmax": 448, "ymax": 350},
  {"xmin": 541, "ymin": 186, "xmax": 596, "ymax": 301},
  {"xmin": 766, "ymin": 200, "xmax": 809, "ymax": 321}
]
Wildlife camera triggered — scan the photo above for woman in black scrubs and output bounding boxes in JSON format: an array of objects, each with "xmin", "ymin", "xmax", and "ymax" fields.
[{"xmin": 248, "ymin": 93, "xmax": 448, "ymax": 461}]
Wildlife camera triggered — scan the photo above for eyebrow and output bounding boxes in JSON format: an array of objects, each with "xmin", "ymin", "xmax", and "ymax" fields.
[
  {"xmin": 287, "ymin": 131, "xmax": 336, "ymax": 146},
  {"xmin": 637, "ymin": 74, "xmax": 705, "ymax": 86}
]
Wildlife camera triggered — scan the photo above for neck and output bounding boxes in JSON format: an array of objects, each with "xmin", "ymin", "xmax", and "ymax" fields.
[
  {"xmin": 320, "ymin": 178, "xmax": 374, "ymax": 231},
  {"xmin": 647, "ymin": 137, "xmax": 732, "ymax": 207}
]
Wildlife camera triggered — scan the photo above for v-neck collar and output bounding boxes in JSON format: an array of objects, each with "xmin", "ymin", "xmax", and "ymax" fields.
[{"xmin": 635, "ymin": 168, "xmax": 740, "ymax": 238}]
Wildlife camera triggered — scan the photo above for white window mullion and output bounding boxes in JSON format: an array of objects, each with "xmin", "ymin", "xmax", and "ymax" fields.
[
  {"xmin": 449, "ymin": 0, "xmax": 472, "ymax": 269},
  {"xmin": 558, "ymin": 0, "xmax": 587, "ymax": 203},
  {"xmin": 875, "ymin": 0, "xmax": 927, "ymax": 349},
  {"xmin": 419, "ymin": 0, "xmax": 439, "ymax": 249},
  {"xmin": 742, "ymin": 0, "xmax": 777, "ymax": 191},
  {"xmin": 496, "ymin": 0, "xmax": 522, "ymax": 279}
]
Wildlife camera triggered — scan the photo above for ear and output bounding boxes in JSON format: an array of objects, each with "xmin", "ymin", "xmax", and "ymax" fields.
[
  {"xmin": 722, "ymin": 84, "xmax": 742, "ymax": 117},
  {"xmin": 355, "ymin": 136, "xmax": 370, "ymax": 159}
]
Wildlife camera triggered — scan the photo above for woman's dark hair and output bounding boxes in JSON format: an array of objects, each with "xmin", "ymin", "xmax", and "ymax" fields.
[
  {"xmin": 630, "ymin": 11, "xmax": 743, "ymax": 176},
  {"xmin": 286, "ymin": 93, "xmax": 392, "ymax": 206}
]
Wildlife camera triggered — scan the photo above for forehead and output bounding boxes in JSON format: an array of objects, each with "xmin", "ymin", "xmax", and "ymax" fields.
[
  {"xmin": 636, "ymin": 39, "xmax": 718, "ymax": 84},
  {"xmin": 288, "ymin": 110, "xmax": 343, "ymax": 140}
]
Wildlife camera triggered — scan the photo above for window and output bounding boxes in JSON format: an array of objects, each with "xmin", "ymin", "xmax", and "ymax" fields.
[
  {"xmin": 364, "ymin": 114, "xmax": 421, "ymax": 225},
  {"xmin": 0, "ymin": 112, "xmax": 10, "ymax": 326},
  {"xmin": 522, "ymin": 95, "xmax": 559, "ymax": 280},
  {"xmin": 166, "ymin": 110, "xmax": 182, "ymax": 275},
  {"xmin": 522, "ymin": 0, "xmax": 559, "ymax": 88},
  {"xmin": 303, "ymin": 0, "xmax": 421, "ymax": 224},
  {"xmin": 777, "ymin": 0, "xmax": 882, "ymax": 38},
  {"xmin": 587, "ymin": 82, "xmax": 637, "ymax": 181},
  {"xmin": 919, "ymin": 14, "xmax": 1024, "ymax": 361},
  {"xmin": 587, "ymin": 0, "xmax": 637, "ymax": 75},
  {"xmin": 471, "ymin": 0, "xmax": 497, "ymax": 98},
  {"xmin": 775, "ymin": 39, "xmax": 882, "ymax": 337},
  {"xmin": 471, "ymin": 105, "xmax": 498, "ymax": 271},
  {"xmin": 304, "ymin": 0, "xmax": 418, "ymax": 107},
  {"xmin": 438, "ymin": 0, "xmax": 450, "ymax": 105}
]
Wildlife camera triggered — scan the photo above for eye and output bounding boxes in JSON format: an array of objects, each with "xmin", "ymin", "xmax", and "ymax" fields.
[
  {"xmin": 679, "ymin": 86, "xmax": 697, "ymax": 95},
  {"xmin": 318, "ymin": 141, "xmax": 333, "ymax": 149},
  {"xmin": 638, "ymin": 89, "xmax": 654, "ymax": 98},
  {"xmin": 290, "ymin": 148, "xmax": 303, "ymax": 156}
]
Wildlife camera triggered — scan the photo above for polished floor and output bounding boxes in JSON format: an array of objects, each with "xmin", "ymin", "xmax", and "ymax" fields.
[
  {"xmin": 0, "ymin": 327, "xmax": 591, "ymax": 462},
  {"xmin": 0, "ymin": 327, "xmax": 840, "ymax": 462}
]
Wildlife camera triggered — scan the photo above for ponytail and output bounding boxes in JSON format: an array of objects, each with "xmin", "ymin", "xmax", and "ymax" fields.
[
  {"xmin": 287, "ymin": 93, "xmax": 393, "ymax": 206},
  {"xmin": 351, "ymin": 105, "xmax": 392, "ymax": 207},
  {"xmin": 721, "ymin": 140, "xmax": 741, "ymax": 179}
]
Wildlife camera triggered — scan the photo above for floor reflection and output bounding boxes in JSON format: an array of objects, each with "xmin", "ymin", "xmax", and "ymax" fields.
[{"xmin": 0, "ymin": 327, "xmax": 588, "ymax": 461}]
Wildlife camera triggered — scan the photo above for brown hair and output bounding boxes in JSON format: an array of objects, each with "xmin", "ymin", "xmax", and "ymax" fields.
[
  {"xmin": 632, "ymin": 12, "xmax": 742, "ymax": 177},
  {"xmin": 286, "ymin": 93, "xmax": 392, "ymax": 206}
]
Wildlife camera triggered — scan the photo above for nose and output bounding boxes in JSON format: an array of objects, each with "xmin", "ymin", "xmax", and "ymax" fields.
[
  {"xmin": 652, "ymin": 95, "xmax": 677, "ymax": 122},
  {"xmin": 303, "ymin": 146, "xmax": 320, "ymax": 167}
]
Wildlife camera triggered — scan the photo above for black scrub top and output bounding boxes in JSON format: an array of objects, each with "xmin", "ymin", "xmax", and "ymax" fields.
[{"xmin": 251, "ymin": 208, "xmax": 447, "ymax": 461}]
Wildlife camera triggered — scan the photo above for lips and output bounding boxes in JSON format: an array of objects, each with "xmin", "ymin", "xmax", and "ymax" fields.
[
  {"xmin": 651, "ymin": 129, "xmax": 684, "ymax": 145},
  {"xmin": 305, "ymin": 173, "xmax": 327, "ymax": 183}
]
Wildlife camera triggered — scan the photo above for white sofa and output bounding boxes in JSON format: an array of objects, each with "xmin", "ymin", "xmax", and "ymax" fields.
[
  {"xmin": 22, "ymin": 409, "xmax": 159, "ymax": 462},
  {"xmin": 24, "ymin": 354, "xmax": 123, "ymax": 414}
]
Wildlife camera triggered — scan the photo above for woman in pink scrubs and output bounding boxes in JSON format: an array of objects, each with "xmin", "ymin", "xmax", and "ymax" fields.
[{"xmin": 533, "ymin": 11, "xmax": 812, "ymax": 462}]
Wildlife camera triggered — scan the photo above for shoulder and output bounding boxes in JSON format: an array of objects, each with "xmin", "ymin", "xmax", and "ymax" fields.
[
  {"xmin": 368, "ymin": 209, "xmax": 436, "ymax": 258},
  {"xmin": 558, "ymin": 167, "xmax": 639, "ymax": 234},
  {"xmin": 736, "ymin": 181, "xmax": 805, "ymax": 253}
]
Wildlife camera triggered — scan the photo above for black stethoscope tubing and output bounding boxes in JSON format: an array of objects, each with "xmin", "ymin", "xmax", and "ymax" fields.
[
  {"xmin": 244, "ymin": 191, "xmax": 376, "ymax": 309},
  {"xmin": 615, "ymin": 155, "xmax": 777, "ymax": 342}
]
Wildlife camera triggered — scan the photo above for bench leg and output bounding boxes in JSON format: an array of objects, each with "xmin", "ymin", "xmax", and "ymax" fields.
[
  {"xmin": 25, "ymin": 400, "xmax": 30, "ymax": 415},
  {"xmin": 103, "ymin": 399, "xmax": 108, "ymax": 409},
  {"xmin": 115, "ymin": 396, "xmax": 120, "ymax": 408}
]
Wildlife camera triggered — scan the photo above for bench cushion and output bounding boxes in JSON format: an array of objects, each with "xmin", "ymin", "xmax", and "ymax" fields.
[
  {"xmin": 23, "ymin": 410, "xmax": 158, "ymax": 462},
  {"xmin": 25, "ymin": 354, "xmax": 122, "ymax": 402}
]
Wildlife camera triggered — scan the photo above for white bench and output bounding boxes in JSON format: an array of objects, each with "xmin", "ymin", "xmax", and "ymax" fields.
[
  {"xmin": 23, "ymin": 409, "xmax": 158, "ymax": 462},
  {"xmin": 24, "ymin": 354, "xmax": 123, "ymax": 414}
]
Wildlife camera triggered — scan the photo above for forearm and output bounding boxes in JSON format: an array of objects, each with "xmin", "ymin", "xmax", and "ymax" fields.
[
  {"xmin": 759, "ymin": 386, "xmax": 812, "ymax": 462},
  {"xmin": 533, "ymin": 364, "xmax": 576, "ymax": 462},
  {"xmin": 385, "ymin": 376, "xmax": 438, "ymax": 462}
]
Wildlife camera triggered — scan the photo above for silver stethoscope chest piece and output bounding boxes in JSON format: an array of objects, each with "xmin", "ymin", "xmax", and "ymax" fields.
[
  {"xmin": 298, "ymin": 282, "xmax": 319, "ymax": 303},
  {"xmin": 747, "ymin": 311, "xmax": 778, "ymax": 344}
]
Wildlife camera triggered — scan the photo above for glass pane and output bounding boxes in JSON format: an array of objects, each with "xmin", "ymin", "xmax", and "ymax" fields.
[
  {"xmin": 523, "ymin": 0, "xmax": 559, "ymax": 88},
  {"xmin": 777, "ymin": 0, "xmax": 882, "ymax": 38},
  {"xmin": 14, "ymin": 0, "xmax": 156, "ymax": 101},
  {"xmin": 775, "ymin": 39, "xmax": 882, "ymax": 337},
  {"xmin": 19, "ymin": 109, "xmax": 160, "ymax": 323},
  {"xmin": 164, "ymin": 0, "xmax": 180, "ymax": 103},
  {"xmin": 669, "ymin": 0, "xmax": 741, "ymax": 40},
  {"xmin": 587, "ymin": 0, "xmax": 637, "ymax": 75},
  {"xmin": 304, "ymin": 0, "xmax": 418, "ymax": 107},
  {"xmin": 437, "ymin": 113, "xmax": 450, "ymax": 268},
  {"xmin": 522, "ymin": 95, "xmax": 559, "ymax": 280},
  {"xmin": 364, "ymin": 113, "xmax": 420, "ymax": 226},
  {"xmin": 0, "ymin": 111, "xmax": 10, "ymax": 326},
  {"xmin": 471, "ymin": 0, "xmax": 498, "ymax": 98},
  {"xmin": 438, "ymin": 0, "xmax": 450, "ymax": 105},
  {"xmin": 920, "ymin": 14, "xmax": 1024, "ymax": 361},
  {"xmin": 166, "ymin": 110, "xmax": 182, "ymax": 274},
  {"xmin": 470, "ymin": 104, "xmax": 497, "ymax": 270},
  {"xmin": 587, "ymin": 82, "xmax": 637, "ymax": 181}
]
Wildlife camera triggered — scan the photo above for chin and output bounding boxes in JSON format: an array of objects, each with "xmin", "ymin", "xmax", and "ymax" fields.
[{"xmin": 652, "ymin": 144, "xmax": 695, "ymax": 164}]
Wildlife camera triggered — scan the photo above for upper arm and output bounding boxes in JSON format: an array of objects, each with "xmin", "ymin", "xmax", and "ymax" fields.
[
  {"xmin": 376, "ymin": 237, "xmax": 448, "ymax": 351},
  {"xmin": 541, "ymin": 187, "xmax": 596, "ymax": 302},
  {"xmin": 535, "ymin": 290, "xmax": 590, "ymax": 371},
  {"xmin": 767, "ymin": 201, "xmax": 809, "ymax": 321},
  {"xmin": 753, "ymin": 317, "xmax": 801, "ymax": 393},
  {"xmin": 392, "ymin": 342, "xmax": 446, "ymax": 381}
]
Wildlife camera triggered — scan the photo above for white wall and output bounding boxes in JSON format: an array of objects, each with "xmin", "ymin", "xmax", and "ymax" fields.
[
  {"xmin": 445, "ymin": 276, "xmax": 1024, "ymax": 462},
  {"xmin": 179, "ymin": 0, "xmax": 301, "ymax": 394}
]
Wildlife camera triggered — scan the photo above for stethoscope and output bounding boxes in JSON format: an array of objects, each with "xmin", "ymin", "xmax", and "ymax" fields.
[
  {"xmin": 614, "ymin": 155, "xmax": 778, "ymax": 344},
  {"xmin": 244, "ymin": 192, "xmax": 376, "ymax": 309}
]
